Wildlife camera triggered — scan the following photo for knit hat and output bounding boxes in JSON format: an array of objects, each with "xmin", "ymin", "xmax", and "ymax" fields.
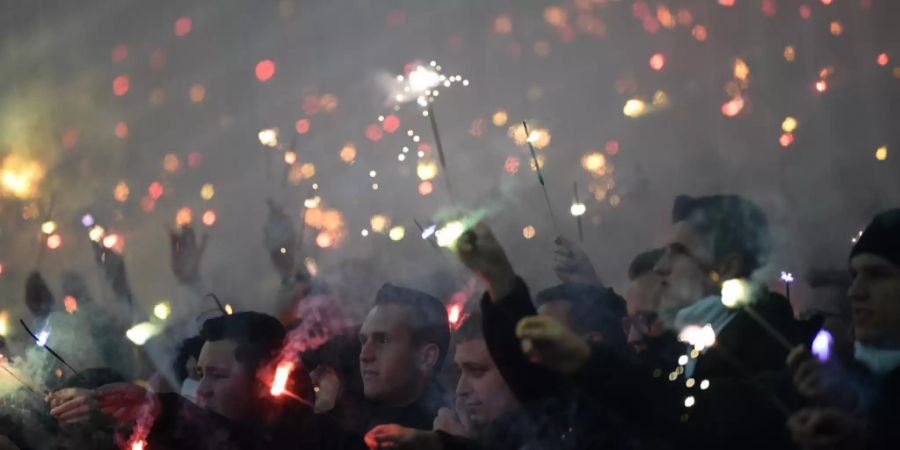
[{"xmin": 850, "ymin": 208, "xmax": 900, "ymax": 268}]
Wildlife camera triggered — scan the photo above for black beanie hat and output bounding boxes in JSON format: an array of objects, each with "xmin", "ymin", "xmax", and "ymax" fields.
[{"xmin": 850, "ymin": 209, "xmax": 900, "ymax": 268}]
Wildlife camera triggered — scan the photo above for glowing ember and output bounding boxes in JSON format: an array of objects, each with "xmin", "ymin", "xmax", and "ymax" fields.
[
  {"xmin": 779, "ymin": 132, "xmax": 794, "ymax": 148},
  {"xmin": 316, "ymin": 232, "xmax": 335, "ymax": 249},
  {"xmin": 131, "ymin": 439, "xmax": 146, "ymax": 450},
  {"xmin": 270, "ymin": 361, "xmax": 294, "ymax": 396},
  {"xmin": 224, "ymin": 304, "xmax": 234, "ymax": 315},
  {"xmin": 522, "ymin": 225, "xmax": 536, "ymax": 239},
  {"xmin": 649, "ymin": 53, "xmax": 665, "ymax": 71},
  {"xmin": 811, "ymin": 329, "xmax": 833, "ymax": 362},
  {"xmin": 1, "ymin": 155, "xmax": 45, "ymax": 199},
  {"xmin": 581, "ymin": 152, "xmax": 607, "ymax": 176},
  {"xmin": 176, "ymin": 207, "xmax": 193, "ymax": 227},
  {"xmin": 64, "ymin": 296, "xmax": 78, "ymax": 314},
  {"xmin": 815, "ymin": 79, "xmax": 828, "ymax": 93},
  {"xmin": 448, "ymin": 304, "xmax": 461, "ymax": 325}
]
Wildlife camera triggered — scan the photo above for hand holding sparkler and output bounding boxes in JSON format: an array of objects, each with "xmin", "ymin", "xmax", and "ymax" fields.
[
  {"xmin": 514, "ymin": 315, "xmax": 591, "ymax": 374},
  {"xmin": 95, "ymin": 383, "xmax": 162, "ymax": 424},
  {"xmin": 455, "ymin": 222, "xmax": 516, "ymax": 301},
  {"xmin": 170, "ymin": 225, "xmax": 207, "ymax": 284},
  {"xmin": 786, "ymin": 345, "xmax": 860, "ymax": 412},
  {"xmin": 364, "ymin": 424, "xmax": 441, "ymax": 450},
  {"xmin": 553, "ymin": 236, "xmax": 601, "ymax": 286}
]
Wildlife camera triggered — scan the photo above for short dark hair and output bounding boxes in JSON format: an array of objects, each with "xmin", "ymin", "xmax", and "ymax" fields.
[
  {"xmin": 173, "ymin": 336, "xmax": 205, "ymax": 383},
  {"xmin": 373, "ymin": 283, "xmax": 450, "ymax": 372},
  {"xmin": 200, "ymin": 312, "xmax": 286, "ymax": 376},
  {"xmin": 452, "ymin": 312, "xmax": 483, "ymax": 345},
  {"xmin": 535, "ymin": 283, "xmax": 627, "ymax": 349},
  {"xmin": 672, "ymin": 195, "xmax": 770, "ymax": 277},
  {"xmin": 628, "ymin": 248, "xmax": 665, "ymax": 281}
]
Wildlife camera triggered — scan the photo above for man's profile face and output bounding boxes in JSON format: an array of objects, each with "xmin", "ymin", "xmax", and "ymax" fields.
[
  {"xmin": 654, "ymin": 221, "xmax": 718, "ymax": 326},
  {"xmin": 359, "ymin": 304, "xmax": 421, "ymax": 405},
  {"xmin": 195, "ymin": 340, "xmax": 258, "ymax": 421},
  {"xmin": 849, "ymin": 254, "xmax": 900, "ymax": 347}
]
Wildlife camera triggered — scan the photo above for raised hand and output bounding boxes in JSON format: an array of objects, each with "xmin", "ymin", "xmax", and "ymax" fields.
[
  {"xmin": 553, "ymin": 236, "xmax": 600, "ymax": 286},
  {"xmin": 515, "ymin": 315, "xmax": 591, "ymax": 374},
  {"xmin": 170, "ymin": 226, "xmax": 207, "ymax": 284},
  {"xmin": 95, "ymin": 383, "xmax": 161, "ymax": 424},
  {"xmin": 786, "ymin": 346, "xmax": 860, "ymax": 411},
  {"xmin": 263, "ymin": 200, "xmax": 297, "ymax": 280},
  {"xmin": 456, "ymin": 222, "xmax": 516, "ymax": 300},
  {"xmin": 48, "ymin": 388, "xmax": 96, "ymax": 425}
]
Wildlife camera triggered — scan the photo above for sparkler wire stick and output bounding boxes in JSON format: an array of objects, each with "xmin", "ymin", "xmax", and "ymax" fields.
[
  {"xmin": 0, "ymin": 362, "xmax": 47, "ymax": 397},
  {"xmin": 741, "ymin": 305, "xmax": 794, "ymax": 352},
  {"xmin": 522, "ymin": 121, "xmax": 560, "ymax": 235},
  {"xmin": 19, "ymin": 320, "xmax": 79, "ymax": 375},
  {"xmin": 204, "ymin": 293, "xmax": 228, "ymax": 315},
  {"xmin": 426, "ymin": 103, "xmax": 456, "ymax": 203}
]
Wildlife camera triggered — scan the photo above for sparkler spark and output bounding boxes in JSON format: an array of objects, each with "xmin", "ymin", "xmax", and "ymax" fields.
[
  {"xmin": 678, "ymin": 324, "xmax": 716, "ymax": 351},
  {"xmin": 780, "ymin": 271, "xmax": 794, "ymax": 283},
  {"xmin": 270, "ymin": 361, "xmax": 294, "ymax": 396},
  {"xmin": 447, "ymin": 304, "xmax": 461, "ymax": 325},
  {"xmin": 811, "ymin": 329, "xmax": 833, "ymax": 362},
  {"xmin": 720, "ymin": 279, "xmax": 750, "ymax": 308},
  {"xmin": 125, "ymin": 322, "xmax": 161, "ymax": 346}
]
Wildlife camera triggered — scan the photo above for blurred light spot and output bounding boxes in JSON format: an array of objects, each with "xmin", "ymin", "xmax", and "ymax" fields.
[
  {"xmin": 684, "ymin": 396, "xmax": 695, "ymax": 408},
  {"xmin": 295, "ymin": 119, "xmax": 310, "ymax": 134},
  {"xmin": 176, "ymin": 207, "xmax": 192, "ymax": 226},
  {"xmin": 582, "ymin": 152, "xmax": 607, "ymax": 176},
  {"xmin": 141, "ymin": 196, "xmax": 156, "ymax": 212},
  {"xmin": 782, "ymin": 117, "xmax": 798, "ymax": 133},
  {"xmin": 126, "ymin": 322, "xmax": 161, "ymax": 346},
  {"xmin": 202, "ymin": 210, "xmax": 217, "ymax": 226},
  {"xmin": 494, "ymin": 15, "xmax": 512, "ymax": 34},
  {"xmin": 733, "ymin": 58, "xmax": 750, "ymax": 81},
  {"xmin": 174, "ymin": 17, "xmax": 192, "ymax": 37},
  {"xmin": 718, "ymin": 0, "xmax": 734, "ymax": 6},
  {"xmin": 761, "ymin": 0, "xmax": 776, "ymax": 16},
  {"xmin": 200, "ymin": 183, "xmax": 215, "ymax": 200},
  {"xmin": 522, "ymin": 226, "xmax": 536, "ymax": 239},
  {"xmin": 389, "ymin": 226, "xmax": 405, "ymax": 241},
  {"xmin": 366, "ymin": 124, "xmax": 383, "ymax": 141},
  {"xmin": 815, "ymin": 79, "xmax": 828, "ymax": 93},
  {"xmin": 113, "ymin": 75, "xmax": 130, "ymax": 96},
  {"xmin": 652, "ymin": 90, "xmax": 668, "ymax": 107},
  {"xmin": 81, "ymin": 214, "xmax": 95, "ymax": 228},
  {"xmin": 284, "ymin": 151, "xmax": 297, "ymax": 165},
  {"xmin": 417, "ymin": 161, "xmax": 438, "ymax": 180},
  {"xmin": 258, "ymin": 128, "xmax": 279, "ymax": 147},
  {"xmin": 784, "ymin": 46, "xmax": 796, "ymax": 62},
  {"xmin": 189, "ymin": 84, "xmax": 206, "ymax": 103},
  {"xmin": 153, "ymin": 302, "xmax": 171, "ymax": 320},
  {"xmin": 163, "ymin": 154, "xmax": 181, "ymax": 173},
  {"xmin": 875, "ymin": 146, "xmax": 888, "ymax": 161},
  {"xmin": 610, "ymin": 194, "xmax": 621, "ymax": 206},
  {"xmin": 303, "ymin": 96, "xmax": 320, "ymax": 116},
  {"xmin": 605, "ymin": 140, "xmax": 620, "ymax": 155},
  {"xmin": 115, "ymin": 121, "xmax": 129, "ymax": 139},
  {"xmin": 61, "ymin": 128, "xmax": 81, "ymax": 150},
  {"xmin": 112, "ymin": 44, "xmax": 129, "ymax": 63},
  {"xmin": 370, "ymin": 215, "xmax": 389, "ymax": 233},
  {"xmin": 41, "ymin": 221, "xmax": 57, "ymax": 234},
  {"xmin": 623, "ymin": 99, "xmax": 646, "ymax": 118},
  {"xmin": 692, "ymin": 25, "xmax": 707, "ymax": 41},
  {"xmin": 62, "ymin": 296, "xmax": 77, "ymax": 314},
  {"xmin": 877, "ymin": 53, "xmax": 889, "ymax": 66},
  {"xmin": 779, "ymin": 132, "xmax": 794, "ymax": 148},
  {"xmin": 570, "ymin": 202, "xmax": 586, "ymax": 217},
  {"xmin": 418, "ymin": 180, "xmax": 433, "ymax": 196},
  {"xmin": 114, "ymin": 181, "xmax": 130, "ymax": 202},
  {"xmin": 649, "ymin": 53, "xmax": 665, "ymax": 71},
  {"xmin": 721, "ymin": 96, "xmax": 744, "ymax": 117},
  {"xmin": 47, "ymin": 234, "xmax": 62, "ymax": 250},
  {"xmin": 255, "ymin": 60, "xmax": 276, "ymax": 82},
  {"xmin": 799, "ymin": 5, "xmax": 811, "ymax": 19},
  {"xmin": 504, "ymin": 156, "xmax": 520, "ymax": 174},
  {"xmin": 676, "ymin": 8, "xmax": 693, "ymax": 26},
  {"xmin": 382, "ymin": 115, "xmax": 400, "ymax": 133},
  {"xmin": 829, "ymin": 21, "xmax": 843, "ymax": 36},
  {"xmin": 369, "ymin": 170, "xmax": 377, "ymax": 178},
  {"xmin": 316, "ymin": 232, "xmax": 334, "ymax": 249},
  {"xmin": 339, "ymin": 143, "xmax": 357, "ymax": 163},
  {"xmin": 89, "ymin": 226, "xmax": 105, "ymax": 242},
  {"xmin": 492, "ymin": 109, "xmax": 509, "ymax": 127},
  {"xmin": 187, "ymin": 151, "xmax": 202, "ymax": 168},
  {"xmin": 657, "ymin": 5, "xmax": 675, "ymax": 28}
]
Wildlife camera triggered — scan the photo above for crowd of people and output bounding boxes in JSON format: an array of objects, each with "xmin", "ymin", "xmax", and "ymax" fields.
[{"xmin": 1, "ymin": 194, "xmax": 898, "ymax": 450}]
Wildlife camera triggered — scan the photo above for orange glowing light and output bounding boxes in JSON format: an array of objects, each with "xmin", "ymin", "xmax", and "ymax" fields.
[
  {"xmin": 163, "ymin": 154, "xmax": 180, "ymax": 173},
  {"xmin": 784, "ymin": 46, "xmax": 796, "ymax": 62},
  {"xmin": 176, "ymin": 207, "xmax": 192, "ymax": 226},
  {"xmin": 47, "ymin": 234, "xmax": 62, "ymax": 250},
  {"xmin": 174, "ymin": 17, "xmax": 192, "ymax": 37},
  {"xmin": 544, "ymin": 6, "xmax": 567, "ymax": 27},
  {"xmin": 315, "ymin": 232, "xmax": 334, "ymax": 249},
  {"xmin": 189, "ymin": 84, "xmax": 206, "ymax": 103},
  {"xmin": 270, "ymin": 361, "xmax": 294, "ymax": 396},
  {"xmin": 130, "ymin": 439, "xmax": 146, "ymax": 450},
  {"xmin": 494, "ymin": 15, "xmax": 512, "ymax": 34},
  {"xmin": 418, "ymin": 181, "xmax": 433, "ymax": 196},
  {"xmin": 202, "ymin": 210, "xmax": 217, "ymax": 226},
  {"xmin": 581, "ymin": 152, "xmax": 607, "ymax": 175},
  {"xmin": 721, "ymin": 96, "xmax": 745, "ymax": 117},
  {"xmin": 284, "ymin": 151, "xmax": 297, "ymax": 165},
  {"xmin": 815, "ymin": 79, "xmax": 828, "ymax": 93},
  {"xmin": 295, "ymin": 119, "xmax": 310, "ymax": 134},
  {"xmin": 339, "ymin": 143, "xmax": 357, "ymax": 163},
  {"xmin": 692, "ymin": 25, "xmax": 707, "ymax": 41},
  {"xmin": 779, "ymin": 132, "xmax": 794, "ymax": 147},
  {"xmin": 829, "ymin": 21, "xmax": 843, "ymax": 36},
  {"xmin": 255, "ymin": 60, "xmax": 276, "ymax": 82},
  {"xmin": 114, "ymin": 121, "xmax": 129, "ymax": 139},
  {"xmin": 114, "ymin": 181, "xmax": 130, "ymax": 202},
  {"xmin": 877, "ymin": 53, "xmax": 889, "ymax": 66},
  {"xmin": 649, "ymin": 53, "xmax": 665, "ymax": 71},
  {"xmin": 718, "ymin": 0, "xmax": 735, "ymax": 6},
  {"xmin": 448, "ymin": 304, "xmax": 461, "ymax": 325},
  {"xmin": 320, "ymin": 94, "xmax": 338, "ymax": 112},
  {"xmin": 64, "ymin": 296, "xmax": 78, "ymax": 314},
  {"xmin": 113, "ymin": 75, "xmax": 130, "ymax": 96},
  {"xmin": 102, "ymin": 233, "xmax": 120, "ymax": 249}
]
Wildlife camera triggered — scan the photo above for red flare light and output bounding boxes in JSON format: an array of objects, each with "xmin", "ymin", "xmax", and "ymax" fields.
[
  {"xmin": 270, "ymin": 361, "xmax": 294, "ymax": 397},
  {"xmin": 448, "ymin": 304, "xmax": 461, "ymax": 325},
  {"xmin": 130, "ymin": 439, "xmax": 146, "ymax": 450}
]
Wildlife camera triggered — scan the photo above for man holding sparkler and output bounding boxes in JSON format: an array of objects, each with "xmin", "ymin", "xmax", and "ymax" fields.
[{"xmin": 788, "ymin": 208, "xmax": 900, "ymax": 450}]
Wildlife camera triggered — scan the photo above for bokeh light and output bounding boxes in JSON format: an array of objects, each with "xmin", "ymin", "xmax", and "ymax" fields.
[
  {"xmin": 388, "ymin": 226, "xmax": 405, "ymax": 241},
  {"xmin": 163, "ymin": 154, "xmax": 180, "ymax": 173},
  {"xmin": 875, "ymin": 146, "xmax": 888, "ymax": 161},
  {"xmin": 418, "ymin": 180, "xmax": 433, "ymax": 196},
  {"xmin": 113, "ymin": 75, "xmax": 130, "ymax": 96},
  {"xmin": 523, "ymin": 226, "xmax": 536, "ymax": 239},
  {"xmin": 649, "ymin": 53, "xmax": 665, "ymax": 71},
  {"xmin": 174, "ymin": 17, "xmax": 192, "ymax": 37},
  {"xmin": 200, "ymin": 183, "xmax": 215, "ymax": 200},
  {"xmin": 339, "ymin": 143, "xmax": 357, "ymax": 163},
  {"xmin": 295, "ymin": 119, "xmax": 310, "ymax": 134},
  {"xmin": 255, "ymin": 60, "xmax": 276, "ymax": 82},
  {"xmin": 202, "ymin": 210, "xmax": 217, "ymax": 226},
  {"xmin": 114, "ymin": 181, "xmax": 130, "ymax": 202},
  {"xmin": 176, "ymin": 207, "xmax": 192, "ymax": 226},
  {"xmin": 47, "ymin": 234, "xmax": 62, "ymax": 250}
]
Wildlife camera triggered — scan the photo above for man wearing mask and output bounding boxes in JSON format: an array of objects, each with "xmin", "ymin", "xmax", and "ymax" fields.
[{"xmin": 789, "ymin": 208, "xmax": 900, "ymax": 450}]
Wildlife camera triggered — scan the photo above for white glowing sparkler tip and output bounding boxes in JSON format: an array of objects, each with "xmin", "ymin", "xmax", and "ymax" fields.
[
  {"xmin": 435, "ymin": 221, "xmax": 466, "ymax": 248},
  {"xmin": 570, "ymin": 202, "xmax": 586, "ymax": 217},
  {"xmin": 811, "ymin": 329, "xmax": 833, "ymax": 362},
  {"xmin": 679, "ymin": 324, "xmax": 716, "ymax": 351},
  {"xmin": 408, "ymin": 66, "xmax": 441, "ymax": 92},
  {"xmin": 421, "ymin": 224, "xmax": 437, "ymax": 240},
  {"xmin": 125, "ymin": 322, "xmax": 161, "ymax": 346},
  {"xmin": 270, "ymin": 361, "xmax": 294, "ymax": 396},
  {"xmin": 780, "ymin": 271, "xmax": 795, "ymax": 283},
  {"xmin": 721, "ymin": 279, "xmax": 750, "ymax": 308},
  {"xmin": 36, "ymin": 329, "xmax": 50, "ymax": 347}
]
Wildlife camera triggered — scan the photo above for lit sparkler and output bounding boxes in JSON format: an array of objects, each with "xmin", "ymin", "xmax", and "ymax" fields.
[
  {"xmin": 20, "ymin": 320, "xmax": 79, "ymax": 375},
  {"xmin": 523, "ymin": 121, "xmax": 560, "ymax": 236},
  {"xmin": 270, "ymin": 360, "xmax": 294, "ymax": 396},
  {"xmin": 571, "ymin": 182, "xmax": 586, "ymax": 242},
  {"xmin": 811, "ymin": 329, "xmax": 833, "ymax": 362},
  {"xmin": 720, "ymin": 280, "xmax": 793, "ymax": 351},
  {"xmin": 678, "ymin": 324, "xmax": 716, "ymax": 351},
  {"xmin": 780, "ymin": 271, "xmax": 794, "ymax": 301},
  {"xmin": 125, "ymin": 322, "xmax": 161, "ymax": 346}
]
